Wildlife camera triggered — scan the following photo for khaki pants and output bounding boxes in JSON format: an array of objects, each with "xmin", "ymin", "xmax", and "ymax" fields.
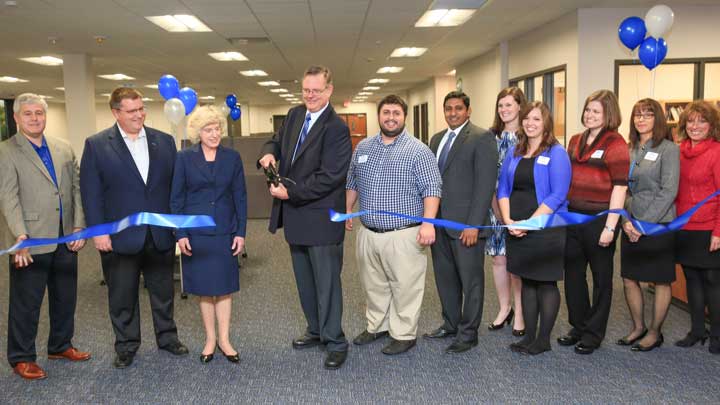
[{"xmin": 356, "ymin": 226, "xmax": 428, "ymax": 340}]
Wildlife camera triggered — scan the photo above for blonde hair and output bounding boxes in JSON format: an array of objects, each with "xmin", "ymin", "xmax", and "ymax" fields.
[{"xmin": 186, "ymin": 105, "xmax": 227, "ymax": 143}]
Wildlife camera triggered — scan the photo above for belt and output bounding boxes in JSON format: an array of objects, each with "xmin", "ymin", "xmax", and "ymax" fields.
[{"xmin": 365, "ymin": 223, "xmax": 421, "ymax": 233}]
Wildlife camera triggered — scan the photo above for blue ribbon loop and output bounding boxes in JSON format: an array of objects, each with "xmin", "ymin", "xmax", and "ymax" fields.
[
  {"xmin": 0, "ymin": 212, "xmax": 216, "ymax": 256},
  {"xmin": 331, "ymin": 190, "xmax": 720, "ymax": 236}
]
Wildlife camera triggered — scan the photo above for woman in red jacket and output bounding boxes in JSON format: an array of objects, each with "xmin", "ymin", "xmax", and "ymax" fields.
[{"xmin": 675, "ymin": 100, "xmax": 720, "ymax": 355}]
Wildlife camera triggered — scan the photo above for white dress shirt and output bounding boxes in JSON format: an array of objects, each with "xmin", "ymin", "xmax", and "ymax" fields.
[
  {"xmin": 436, "ymin": 119, "xmax": 468, "ymax": 162},
  {"xmin": 117, "ymin": 124, "xmax": 149, "ymax": 184}
]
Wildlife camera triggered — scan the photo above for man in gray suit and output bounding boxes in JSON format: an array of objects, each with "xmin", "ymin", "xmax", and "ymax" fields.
[
  {"xmin": 0, "ymin": 93, "xmax": 89, "ymax": 380},
  {"xmin": 425, "ymin": 91, "xmax": 498, "ymax": 353}
]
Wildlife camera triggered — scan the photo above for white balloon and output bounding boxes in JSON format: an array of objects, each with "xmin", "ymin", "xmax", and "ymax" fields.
[
  {"xmin": 164, "ymin": 98, "xmax": 185, "ymax": 125},
  {"xmin": 645, "ymin": 5, "xmax": 674, "ymax": 38},
  {"xmin": 219, "ymin": 104, "xmax": 231, "ymax": 117}
]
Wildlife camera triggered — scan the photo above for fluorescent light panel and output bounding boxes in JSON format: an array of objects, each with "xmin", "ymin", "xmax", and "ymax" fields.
[
  {"xmin": 145, "ymin": 84, "xmax": 159, "ymax": 89},
  {"xmin": 258, "ymin": 81, "xmax": 280, "ymax": 86},
  {"xmin": 269, "ymin": 88, "xmax": 287, "ymax": 93},
  {"xmin": 19, "ymin": 56, "xmax": 63, "ymax": 66},
  {"xmin": 358, "ymin": 92, "xmax": 372, "ymax": 96},
  {"xmin": 368, "ymin": 78, "xmax": 390, "ymax": 84},
  {"xmin": 55, "ymin": 87, "xmax": 65, "ymax": 91},
  {"xmin": 363, "ymin": 86, "xmax": 380, "ymax": 91},
  {"xmin": 0, "ymin": 76, "xmax": 28, "ymax": 83},
  {"xmin": 390, "ymin": 47, "xmax": 427, "ymax": 58},
  {"xmin": 98, "ymin": 73, "xmax": 135, "ymax": 81},
  {"xmin": 377, "ymin": 66, "xmax": 404, "ymax": 74},
  {"xmin": 279, "ymin": 94, "xmax": 293, "ymax": 98},
  {"xmin": 415, "ymin": 9, "xmax": 476, "ymax": 27},
  {"xmin": 146, "ymin": 15, "xmax": 211, "ymax": 32},
  {"xmin": 239, "ymin": 70, "xmax": 268, "ymax": 77},
  {"xmin": 208, "ymin": 52, "xmax": 248, "ymax": 61},
  {"xmin": 199, "ymin": 96, "xmax": 215, "ymax": 100},
  {"xmin": 142, "ymin": 97, "xmax": 154, "ymax": 101}
]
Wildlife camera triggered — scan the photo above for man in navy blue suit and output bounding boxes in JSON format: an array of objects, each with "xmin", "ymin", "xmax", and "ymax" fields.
[
  {"xmin": 80, "ymin": 87, "xmax": 187, "ymax": 369},
  {"xmin": 259, "ymin": 66, "xmax": 352, "ymax": 370}
]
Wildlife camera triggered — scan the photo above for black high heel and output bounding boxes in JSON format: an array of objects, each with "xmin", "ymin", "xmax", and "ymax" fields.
[
  {"xmin": 631, "ymin": 333, "xmax": 663, "ymax": 352},
  {"xmin": 488, "ymin": 308, "xmax": 514, "ymax": 331},
  {"xmin": 709, "ymin": 337, "xmax": 720, "ymax": 354},
  {"xmin": 616, "ymin": 328, "xmax": 648, "ymax": 346},
  {"xmin": 218, "ymin": 345, "xmax": 240, "ymax": 363},
  {"xmin": 675, "ymin": 331, "xmax": 708, "ymax": 347},
  {"xmin": 199, "ymin": 352, "xmax": 214, "ymax": 363}
]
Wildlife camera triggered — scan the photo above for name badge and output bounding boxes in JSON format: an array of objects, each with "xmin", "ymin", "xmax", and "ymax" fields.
[
  {"xmin": 644, "ymin": 151, "xmax": 659, "ymax": 161},
  {"xmin": 358, "ymin": 155, "xmax": 368, "ymax": 164},
  {"xmin": 591, "ymin": 149, "xmax": 604, "ymax": 159},
  {"xmin": 537, "ymin": 156, "xmax": 550, "ymax": 165}
]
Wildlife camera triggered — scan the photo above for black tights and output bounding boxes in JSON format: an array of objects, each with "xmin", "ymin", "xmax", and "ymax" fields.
[
  {"xmin": 518, "ymin": 278, "xmax": 560, "ymax": 351},
  {"xmin": 683, "ymin": 266, "xmax": 720, "ymax": 338}
]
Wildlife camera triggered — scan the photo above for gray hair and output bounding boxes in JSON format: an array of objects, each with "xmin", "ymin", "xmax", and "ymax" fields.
[
  {"xmin": 186, "ymin": 105, "xmax": 227, "ymax": 143},
  {"xmin": 13, "ymin": 93, "xmax": 48, "ymax": 114}
]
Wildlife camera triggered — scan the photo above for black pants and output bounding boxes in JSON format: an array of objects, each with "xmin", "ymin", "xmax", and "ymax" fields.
[
  {"xmin": 564, "ymin": 215, "xmax": 619, "ymax": 347},
  {"xmin": 100, "ymin": 232, "xmax": 178, "ymax": 354},
  {"xmin": 430, "ymin": 228, "xmax": 486, "ymax": 342},
  {"xmin": 289, "ymin": 243, "xmax": 348, "ymax": 352},
  {"xmin": 7, "ymin": 244, "xmax": 78, "ymax": 367}
]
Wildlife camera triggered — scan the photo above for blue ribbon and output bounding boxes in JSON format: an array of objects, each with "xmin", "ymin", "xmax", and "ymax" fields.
[
  {"xmin": 0, "ymin": 212, "xmax": 216, "ymax": 256},
  {"xmin": 331, "ymin": 190, "xmax": 720, "ymax": 237}
]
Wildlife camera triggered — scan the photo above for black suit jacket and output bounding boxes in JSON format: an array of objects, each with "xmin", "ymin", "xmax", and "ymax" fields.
[
  {"xmin": 80, "ymin": 124, "xmax": 177, "ymax": 254},
  {"xmin": 259, "ymin": 104, "xmax": 351, "ymax": 245},
  {"xmin": 429, "ymin": 121, "xmax": 498, "ymax": 238}
]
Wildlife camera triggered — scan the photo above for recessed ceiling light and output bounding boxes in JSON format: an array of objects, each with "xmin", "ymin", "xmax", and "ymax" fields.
[
  {"xmin": 199, "ymin": 96, "xmax": 215, "ymax": 100},
  {"xmin": 363, "ymin": 86, "xmax": 380, "ymax": 91},
  {"xmin": 98, "ymin": 73, "xmax": 135, "ymax": 81},
  {"xmin": 100, "ymin": 93, "xmax": 112, "ymax": 97},
  {"xmin": 447, "ymin": 69, "xmax": 456, "ymax": 75},
  {"xmin": 415, "ymin": 9, "xmax": 476, "ymax": 27},
  {"xmin": 368, "ymin": 78, "xmax": 390, "ymax": 84},
  {"xmin": 390, "ymin": 47, "xmax": 427, "ymax": 58},
  {"xmin": 376, "ymin": 66, "xmax": 404, "ymax": 74},
  {"xmin": 0, "ymin": 76, "xmax": 28, "ymax": 83},
  {"xmin": 19, "ymin": 56, "xmax": 63, "ymax": 66},
  {"xmin": 239, "ymin": 70, "xmax": 268, "ymax": 77},
  {"xmin": 208, "ymin": 52, "xmax": 248, "ymax": 61},
  {"xmin": 145, "ymin": 84, "xmax": 159, "ymax": 89},
  {"xmin": 258, "ymin": 81, "xmax": 280, "ymax": 86},
  {"xmin": 38, "ymin": 95, "xmax": 53, "ymax": 99},
  {"xmin": 270, "ymin": 88, "xmax": 288, "ymax": 93},
  {"xmin": 145, "ymin": 15, "xmax": 211, "ymax": 32},
  {"xmin": 358, "ymin": 92, "xmax": 373, "ymax": 96},
  {"xmin": 55, "ymin": 87, "xmax": 65, "ymax": 91}
]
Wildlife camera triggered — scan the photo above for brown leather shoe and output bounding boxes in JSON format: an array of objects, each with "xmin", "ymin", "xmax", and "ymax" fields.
[
  {"xmin": 13, "ymin": 362, "xmax": 47, "ymax": 380},
  {"xmin": 48, "ymin": 347, "xmax": 91, "ymax": 362}
]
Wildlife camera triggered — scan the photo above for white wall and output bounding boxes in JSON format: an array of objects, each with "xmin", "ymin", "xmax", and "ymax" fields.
[{"xmin": 456, "ymin": 46, "xmax": 503, "ymax": 129}]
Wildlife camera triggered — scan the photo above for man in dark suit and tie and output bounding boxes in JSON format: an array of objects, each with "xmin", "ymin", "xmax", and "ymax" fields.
[
  {"xmin": 80, "ymin": 87, "xmax": 188, "ymax": 369},
  {"xmin": 425, "ymin": 91, "xmax": 498, "ymax": 353},
  {"xmin": 258, "ymin": 65, "xmax": 352, "ymax": 370}
]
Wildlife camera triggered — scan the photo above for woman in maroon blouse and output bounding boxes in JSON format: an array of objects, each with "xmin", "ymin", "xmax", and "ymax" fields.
[
  {"xmin": 674, "ymin": 100, "xmax": 720, "ymax": 355},
  {"xmin": 557, "ymin": 90, "xmax": 629, "ymax": 355}
]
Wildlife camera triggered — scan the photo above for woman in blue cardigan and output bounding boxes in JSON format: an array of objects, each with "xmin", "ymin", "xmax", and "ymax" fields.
[
  {"xmin": 498, "ymin": 101, "xmax": 571, "ymax": 355},
  {"xmin": 170, "ymin": 105, "xmax": 248, "ymax": 363}
]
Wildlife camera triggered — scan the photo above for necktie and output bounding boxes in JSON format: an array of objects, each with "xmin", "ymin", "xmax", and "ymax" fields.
[
  {"xmin": 292, "ymin": 113, "xmax": 312, "ymax": 162},
  {"xmin": 437, "ymin": 131, "xmax": 456, "ymax": 171}
]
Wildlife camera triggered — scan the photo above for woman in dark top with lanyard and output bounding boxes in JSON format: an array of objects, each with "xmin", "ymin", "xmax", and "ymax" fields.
[
  {"xmin": 497, "ymin": 101, "xmax": 571, "ymax": 355},
  {"xmin": 558, "ymin": 90, "xmax": 629, "ymax": 355},
  {"xmin": 618, "ymin": 98, "xmax": 679, "ymax": 352}
]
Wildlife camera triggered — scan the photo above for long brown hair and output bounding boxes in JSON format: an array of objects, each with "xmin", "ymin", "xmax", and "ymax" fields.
[
  {"xmin": 515, "ymin": 101, "xmax": 558, "ymax": 158},
  {"xmin": 628, "ymin": 98, "xmax": 672, "ymax": 149},
  {"xmin": 490, "ymin": 86, "xmax": 527, "ymax": 136},
  {"xmin": 677, "ymin": 100, "xmax": 720, "ymax": 142}
]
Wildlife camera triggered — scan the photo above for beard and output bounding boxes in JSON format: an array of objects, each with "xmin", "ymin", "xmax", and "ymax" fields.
[{"xmin": 380, "ymin": 123, "xmax": 405, "ymax": 138}]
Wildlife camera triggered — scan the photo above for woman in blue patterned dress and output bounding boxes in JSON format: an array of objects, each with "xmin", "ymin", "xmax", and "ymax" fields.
[{"xmin": 487, "ymin": 87, "xmax": 528, "ymax": 335}]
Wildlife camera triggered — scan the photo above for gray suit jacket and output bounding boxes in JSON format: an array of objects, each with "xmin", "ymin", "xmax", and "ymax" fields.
[
  {"xmin": 429, "ymin": 121, "xmax": 498, "ymax": 238},
  {"xmin": 0, "ymin": 134, "xmax": 85, "ymax": 254},
  {"xmin": 626, "ymin": 138, "xmax": 679, "ymax": 223}
]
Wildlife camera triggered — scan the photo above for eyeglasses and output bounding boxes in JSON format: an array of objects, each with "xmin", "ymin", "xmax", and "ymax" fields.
[
  {"xmin": 633, "ymin": 113, "xmax": 655, "ymax": 120},
  {"xmin": 115, "ymin": 106, "xmax": 146, "ymax": 115},
  {"xmin": 302, "ymin": 87, "xmax": 326, "ymax": 96}
]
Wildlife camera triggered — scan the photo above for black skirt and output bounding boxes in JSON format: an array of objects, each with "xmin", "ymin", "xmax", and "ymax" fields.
[
  {"xmin": 620, "ymin": 228, "xmax": 676, "ymax": 283},
  {"xmin": 675, "ymin": 230, "xmax": 720, "ymax": 270},
  {"xmin": 507, "ymin": 227, "xmax": 566, "ymax": 282}
]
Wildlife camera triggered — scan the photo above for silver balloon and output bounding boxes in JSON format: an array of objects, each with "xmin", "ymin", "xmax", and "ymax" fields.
[
  {"xmin": 219, "ymin": 104, "xmax": 231, "ymax": 117},
  {"xmin": 164, "ymin": 98, "xmax": 185, "ymax": 125},
  {"xmin": 645, "ymin": 5, "xmax": 674, "ymax": 38}
]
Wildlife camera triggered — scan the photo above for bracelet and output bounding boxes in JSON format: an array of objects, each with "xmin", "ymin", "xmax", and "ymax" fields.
[{"xmin": 604, "ymin": 225, "xmax": 615, "ymax": 233}]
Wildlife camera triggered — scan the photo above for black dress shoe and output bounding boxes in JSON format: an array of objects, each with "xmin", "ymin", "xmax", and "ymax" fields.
[
  {"xmin": 199, "ymin": 353, "xmax": 214, "ymax": 363},
  {"xmin": 509, "ymin": 340, "xmax": 530, "ymax": 353},
  {"xmin": 353, "ymin": 330, "xmax": 388, "ymax": 346},
  {"xmin": 218, "ymin": 346, "xmax": 240, "ymax": 363},
  {"xmin": 423, "ymin": 327, "xmax": 457, "ymax": 339},
  {"xmin": 557, "ymin": 334, "xmax": 580, "ymax": 346},
  {"xmin": 113, "ymin": 352, "xmax": 134, "ymax": 369},
  {"xmin": 574, "ymin": 342, "xmax": 597, "ymax": 355},
  {"xmin": 488, "ymin": 309, "xmax": 514, "ymax": 331},
  {"xmin": 524, "ymin": 341, "xmax": 551, "ymax": 355},
  {"xmin": 631, "ymin": 334, "xmax": 663, "ymax": 352},
  {"xmin": 381, "ymin": 338, "xmax": 416, "ymax": 355},
  {"xmin": 512, "ymin": 329, "xmax": 526, "ymax": 337},
  {"xmin": 324, "ymin": 351, "xmax": 347, "ymax": 370},
  {"xmin": 616, "ymin": 328, "xmax": 648, "ymax": 346},
  {"xmin": 292, "ymin": 335, "xmax": 322, "ymax": 350},
  {"xmin": 161, "ymin": 341, "xmax": 189, "ymax": 356},
  {"xmin": 710, "ymin": 337, "xmax": 720, "ymax": 354},
  {"xmin": 445, "ymin": 339, "xmax": 477, "ymax": 354},
  {"xmin": 675, "ymin": 331, "xmax": 708, "ymax": 347}
]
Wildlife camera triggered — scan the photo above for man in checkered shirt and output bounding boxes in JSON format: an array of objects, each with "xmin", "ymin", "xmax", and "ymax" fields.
[{"xmin": 345, "ymin": 94, "xmax": 442, "ymax": 355}]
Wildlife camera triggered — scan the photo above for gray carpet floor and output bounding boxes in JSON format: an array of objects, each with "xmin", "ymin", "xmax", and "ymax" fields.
[{"xmin": 1, "ymin": 219, "xmax": 719, "ymax": 404}]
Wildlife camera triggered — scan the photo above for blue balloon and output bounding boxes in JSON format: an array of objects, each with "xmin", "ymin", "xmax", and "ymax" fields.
[
  {"xmin": 638, "ymin": 36, "xmax": 668, "ymax": 70},
  {"xmin": 157, "ymin": 75, "xmax": 180, "ymax": 100},
  {"xmin": 178, "ymin": 87, "xmax": 198, "ymax": 115},
  {"xmin": 226, "ymin": 94, "xmax": 237, "ymax": 108},
  {"xmin": 618, "ymin": 16, "xmax": 647, "ymax": 51},
  {"xmin": 230, "ymin": 107, "xmax": 241, "ymax": 121}
]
